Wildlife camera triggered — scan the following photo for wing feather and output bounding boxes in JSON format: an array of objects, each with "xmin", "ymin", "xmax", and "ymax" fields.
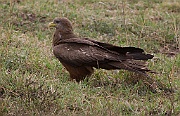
[{"xmin": 53, "ymin": 39, "xmax": 125, "ymax": 67}]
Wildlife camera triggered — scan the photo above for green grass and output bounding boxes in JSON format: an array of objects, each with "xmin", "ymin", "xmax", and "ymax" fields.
[{"xmin": 0, "ymin": 0, "xmax": 180, "ymax": 115}]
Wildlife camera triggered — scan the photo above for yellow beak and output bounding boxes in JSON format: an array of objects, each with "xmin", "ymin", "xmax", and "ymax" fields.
[{"xmin": 48, "ymin": 22, "xmax": 56, "ymax": 27}]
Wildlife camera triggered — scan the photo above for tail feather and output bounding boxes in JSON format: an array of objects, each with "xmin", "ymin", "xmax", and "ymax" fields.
[
  {"xmin": 107, "ymin": 60, "xmax": 154, "ymax": 76},
  {"xmin": 126, "ymin": 53, "xmax": 154, "ymax": 60}
]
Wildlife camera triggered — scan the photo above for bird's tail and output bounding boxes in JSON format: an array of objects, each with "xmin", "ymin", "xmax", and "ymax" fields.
[
  {"xmin": 126, "ymin": 53, "xmax": 154, "ymax": 60},
  {"xmin": 108, "ymin": 60, "xmax": 154, "ymax": 76}
]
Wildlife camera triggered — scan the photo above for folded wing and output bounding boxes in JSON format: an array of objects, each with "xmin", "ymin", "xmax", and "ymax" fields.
[{"xmin": 84, "ymin": 38, "xmax": 154, "ymax": 60}]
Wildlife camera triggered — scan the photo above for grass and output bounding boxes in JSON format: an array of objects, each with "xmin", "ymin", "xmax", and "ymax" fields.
[{"xmin": 0, "ymin": 0, "xmax": 180, "ymax": 115}]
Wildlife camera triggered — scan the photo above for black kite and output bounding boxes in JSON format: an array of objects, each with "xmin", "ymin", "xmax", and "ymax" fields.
[{"xmin": 49, "ymin": 17, "xmax": 154, "ymax": 82}]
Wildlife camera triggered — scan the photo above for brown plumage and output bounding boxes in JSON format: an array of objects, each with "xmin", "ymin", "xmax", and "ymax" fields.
[{"xmin": 49, "ymin": 17, "xmax": 154, "ymax": 82}]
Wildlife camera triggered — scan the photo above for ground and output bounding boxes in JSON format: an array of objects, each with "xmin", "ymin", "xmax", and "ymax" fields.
[{"xmin": 0, "ymin": 0, "xmax": 180, "ymax": 115}]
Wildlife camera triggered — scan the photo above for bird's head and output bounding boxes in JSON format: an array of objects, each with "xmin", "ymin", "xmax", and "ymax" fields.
[{"xmin": 49, "ymin": 17, "xmax": 73, "ymax": 33}]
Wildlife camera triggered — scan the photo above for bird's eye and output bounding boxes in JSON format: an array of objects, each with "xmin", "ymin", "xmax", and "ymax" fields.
[{"xmin": 55, "ymin": 20, "xmax": 60, "ymax": 23}]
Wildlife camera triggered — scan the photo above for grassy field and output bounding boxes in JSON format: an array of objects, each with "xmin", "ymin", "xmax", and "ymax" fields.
[{"xmin": 0, "ymin": 0, "xmax": 180, "ymax": 115}]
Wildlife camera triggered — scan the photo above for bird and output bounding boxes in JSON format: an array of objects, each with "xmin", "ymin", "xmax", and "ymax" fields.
[{"xmin": 48, "ymin": 17, "xmax": 154, "ymax": 82}]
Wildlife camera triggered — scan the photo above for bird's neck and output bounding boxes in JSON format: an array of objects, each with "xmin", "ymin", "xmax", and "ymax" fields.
[{"xmin": 53, "ymin": 31, "xmax": 77, "ymax": 46}]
